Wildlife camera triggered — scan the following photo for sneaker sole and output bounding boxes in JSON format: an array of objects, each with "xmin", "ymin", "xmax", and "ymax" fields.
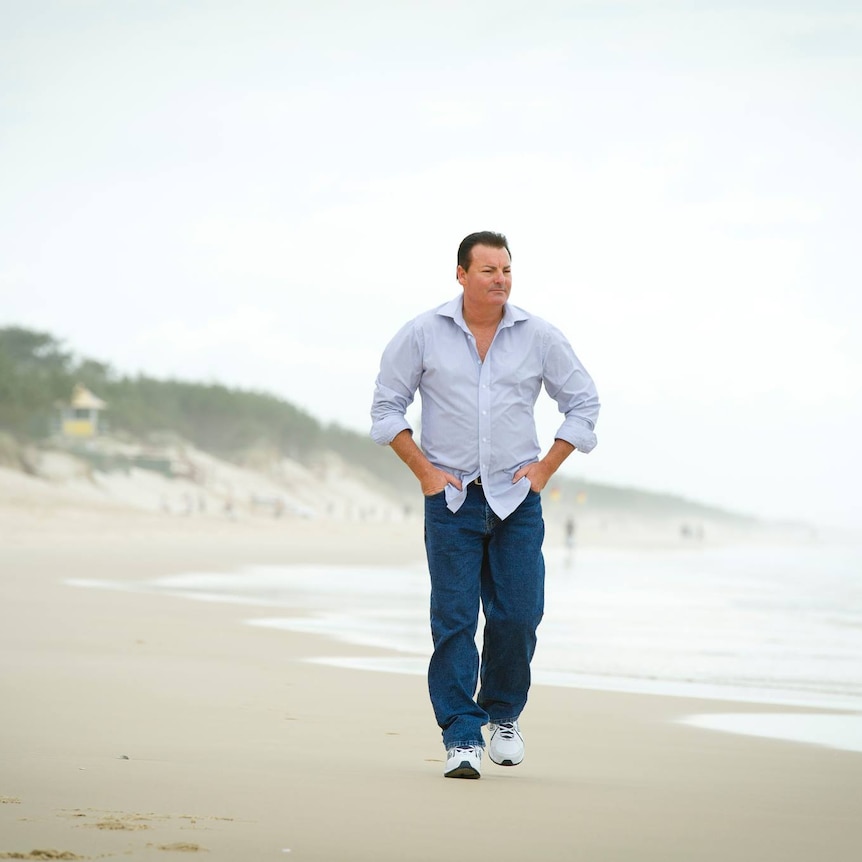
[
  {"xmin": 489, "ymin": 754, "xmax": 524, "ymax": 767},
  {"xmin": 444, "ymin": 763, "xmax": 481, "ymax": 779}
]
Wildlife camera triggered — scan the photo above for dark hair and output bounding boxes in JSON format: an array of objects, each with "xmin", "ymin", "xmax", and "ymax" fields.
[{"xmin": 457, "ymin": 231, "xmax": 511, "ymax": 272}]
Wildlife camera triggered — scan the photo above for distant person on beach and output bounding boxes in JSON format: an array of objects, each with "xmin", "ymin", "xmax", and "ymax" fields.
[
  {"xmin": 565, "ymin": 515, "xmax": 576, "ymax": 549},
  {"xmin": 370, "ymin": 231, "xmax": 600, "ymax": 779}
]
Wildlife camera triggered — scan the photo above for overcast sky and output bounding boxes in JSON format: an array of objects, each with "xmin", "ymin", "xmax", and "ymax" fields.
[{"xmin": 2, "ymin": 1, "xmax": 860, "ymax": 530}]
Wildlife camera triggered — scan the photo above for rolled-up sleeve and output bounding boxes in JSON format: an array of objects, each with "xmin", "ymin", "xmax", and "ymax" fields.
[
  {"xmin": 543, "ymin": 326, "xmax": 600, "ymax": 453},
  {"xmin": 370, "ymin": 321, "xmax": 422, "ymax": 445}
]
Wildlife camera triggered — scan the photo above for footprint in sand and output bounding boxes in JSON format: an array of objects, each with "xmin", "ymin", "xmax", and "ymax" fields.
[
  {"xmin": 89, "ymin": 818, "xmax": 149, "ymax": 831},
  {"xmin": 0, "ymin": 852, "xmax": 85, "ymax": 860}
]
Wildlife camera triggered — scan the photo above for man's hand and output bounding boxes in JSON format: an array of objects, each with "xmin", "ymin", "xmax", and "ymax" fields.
[
  {"xmin": 513, "ymin": 439, "xmax": 576, "ymax": 492},
  {"xmin": 389, "ymin": 430, "xmax": 463, "ymax": 496},
  {"xmin": 513, "ymin": 460, "xmax": 554, "ymax": 493},
  {"xmin": 421, "ymin": 469, "xmax": 463, "ymax": 497}
]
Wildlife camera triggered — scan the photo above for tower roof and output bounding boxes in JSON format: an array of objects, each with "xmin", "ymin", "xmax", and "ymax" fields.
[{"xmin": 69, "ymin": 384, "xmax": 107, "ymax": 410}]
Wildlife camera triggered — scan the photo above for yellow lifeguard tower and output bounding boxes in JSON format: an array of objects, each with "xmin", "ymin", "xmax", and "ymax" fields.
[{"xmin": 59, "ymin": 384, "xmax": 107, "ymax": 438}]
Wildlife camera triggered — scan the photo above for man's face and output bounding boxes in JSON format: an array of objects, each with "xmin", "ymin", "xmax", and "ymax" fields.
[{"xmin": 457, "ymin": 244, "xmax": 512, "ymax": 312}]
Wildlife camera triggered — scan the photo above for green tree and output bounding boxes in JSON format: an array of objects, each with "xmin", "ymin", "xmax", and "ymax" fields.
[{"xmin": 0, "ymin": 327, "xmax": 74, "ymax": 437}]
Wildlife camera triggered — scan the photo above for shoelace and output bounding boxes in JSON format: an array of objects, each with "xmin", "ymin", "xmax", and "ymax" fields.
[{"xmin": 495, "ymin": 722, "xmax": 517, "ymax": 739}]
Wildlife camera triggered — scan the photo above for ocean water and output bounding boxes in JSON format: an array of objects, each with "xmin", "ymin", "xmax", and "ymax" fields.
[{"xmin": 69, "ymin": 541, "xmax": 862, "ymax": 753}]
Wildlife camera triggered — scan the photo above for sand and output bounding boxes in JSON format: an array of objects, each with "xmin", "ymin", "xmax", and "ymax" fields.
[{"xmin": 1, "ymin": 481, "xmax": 861, "ymax": 861}]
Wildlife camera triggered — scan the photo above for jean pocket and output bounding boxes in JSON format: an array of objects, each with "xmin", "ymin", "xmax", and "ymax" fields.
[{"xmin": 514, "ymin": 475, "xmax": 537, "ymax": 492}]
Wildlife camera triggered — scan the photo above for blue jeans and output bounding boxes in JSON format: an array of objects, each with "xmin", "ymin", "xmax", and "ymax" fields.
[{"xmin": 424, "ymin": 482, "xmax": 545, "ymax": 749}]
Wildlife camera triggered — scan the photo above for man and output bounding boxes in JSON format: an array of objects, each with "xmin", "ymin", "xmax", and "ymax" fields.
[{"xmin": 370, "ymin": 231, "xmax": 599, "ymax": 779}]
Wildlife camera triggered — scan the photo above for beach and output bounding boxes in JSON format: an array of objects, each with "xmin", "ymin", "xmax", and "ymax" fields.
[{"xmin": 2, "ymin": 477, "xmax": 861, "ymax": 861}]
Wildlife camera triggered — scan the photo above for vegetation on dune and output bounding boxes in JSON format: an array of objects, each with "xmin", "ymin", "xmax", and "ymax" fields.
[{"xmin": 0, "ymin": 325, "xmax": 411, "ymax": 491}]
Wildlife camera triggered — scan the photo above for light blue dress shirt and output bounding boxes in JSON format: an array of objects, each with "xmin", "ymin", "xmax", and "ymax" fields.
[{"xmin": 370, "ymin": 294, "xmax": 600, "ymax": 520}]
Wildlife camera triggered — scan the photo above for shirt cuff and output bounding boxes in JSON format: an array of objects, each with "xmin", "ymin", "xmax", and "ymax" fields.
[
  {"xmin": 370, "ymin": 416, "xmax": 413, "ymax": 446},
  {"xmin": 554, "ymin": 419, "xmax": 597, "ymax": 454}
]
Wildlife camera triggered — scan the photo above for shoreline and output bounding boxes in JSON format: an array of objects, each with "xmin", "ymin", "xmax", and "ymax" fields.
[
  {"xmin": 55, "ymin": 522, "xmax": 862, "ymax": 727},
  {"xmin": 66, "ymin": 570, "xmax": 862, "ymax": 756},
  {"xmin": 2, "ymin": 504, "xmax": 861, "ymax": 860},
  {"xmin": 65, "ymin": 557, "xmax": 862, "ymax": 726}
]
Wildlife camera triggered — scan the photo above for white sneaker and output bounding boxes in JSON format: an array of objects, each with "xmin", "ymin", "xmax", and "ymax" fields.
[
  {"xmin": 444, "ymin": 745, "xmax": 482, "ymax": 779},
  {"xmin": 488, "ymin": 721, "xmax": 524, "ymax": 766}
]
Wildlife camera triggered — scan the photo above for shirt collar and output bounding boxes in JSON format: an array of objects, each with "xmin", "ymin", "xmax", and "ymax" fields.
[{"xmin": 437, "ymin": 294, "xmax": 529, "ymax": 332}]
